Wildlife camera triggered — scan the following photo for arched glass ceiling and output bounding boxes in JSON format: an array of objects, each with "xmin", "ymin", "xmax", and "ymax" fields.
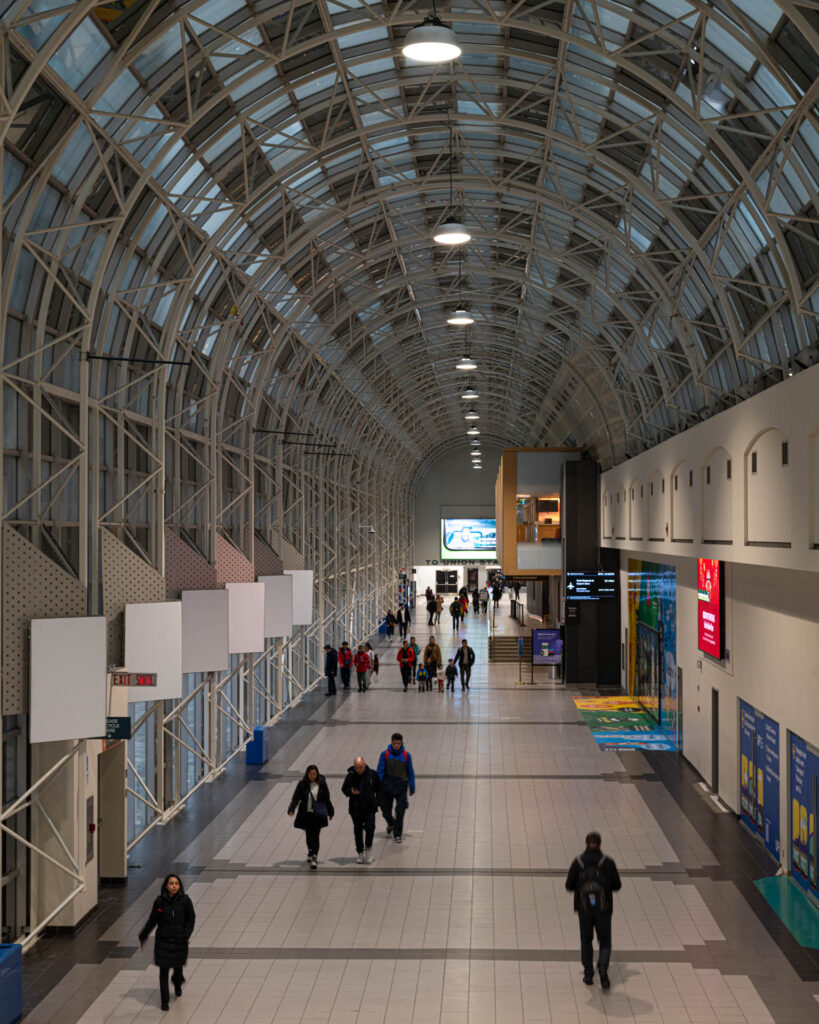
[{"xmin": 1, "ymin": 0, "xmax": 816, "ymax": 475}]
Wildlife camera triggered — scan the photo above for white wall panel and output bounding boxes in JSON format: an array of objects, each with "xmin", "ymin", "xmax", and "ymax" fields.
[
  {"xmin": 283, "ymin": 570, "xmax": 314, "ymax": 625},
  {"xmin": 181, "ymin": 590, "xmax": 229, "ymax": 673},
  {"xmin": 30, "ymin": 617, "xmax": 107, "ymax": 743},
  {"xmin": 258, "ymin": 575, "xmax": 293, "ymax": 638},
  {"xmin": 124, "ymin": 602, "xmax": 183, "ymax": 700},
  {"xmin": 225, "ymin": 582, "xmax": 265, "ymax": 653}
]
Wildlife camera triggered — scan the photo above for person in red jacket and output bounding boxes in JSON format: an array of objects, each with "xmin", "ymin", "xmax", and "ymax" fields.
[
  {"xmin": 353, "ymin": 645, "xmax": 370, "ymax": 692},
  {"xmin": 338, "ymin": 642, "xmax": 353, "ymax": 689},
  {"xmin": 396, "ymin": 641, "xmax": 416, "ymax": 691}
]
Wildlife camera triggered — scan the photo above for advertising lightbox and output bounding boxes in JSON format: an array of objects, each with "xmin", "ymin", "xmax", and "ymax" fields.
[
  {"xmin": 532, "ymin": 628, "xmax": 562, "ymax": 665},
  {"xmin": 440, "ymin": 518, "xmax": 496, "ymax": 560},
  {"xmin": 697, "ymin": 558, "xmax": 725, "ymax": 659}
]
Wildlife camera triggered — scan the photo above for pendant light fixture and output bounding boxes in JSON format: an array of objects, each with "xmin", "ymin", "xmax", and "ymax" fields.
[
  {"xmin": 461, "ymin": 384, "xmax": 479, "ymax": 400},
  {"xmin": 467, "ymin": 427, "xmax": 480, "ymax": 436},
  {"xmin": 434, "ymin": 126, "xmax": 470, "ymax": 245},
  {"xmin": 447, "ymin": 250, "xmax": 474, "ymax": 324},
  {"xmin": 464, "ymin": 409, "xmax": 480, "ymax": 420},
  {"xmin": 456, "ymin": 353, "xmax": 477, "ymax": 370},
  {"xmin": 402, "ymin": 3, "xmax": 461, "ymax": 64}
]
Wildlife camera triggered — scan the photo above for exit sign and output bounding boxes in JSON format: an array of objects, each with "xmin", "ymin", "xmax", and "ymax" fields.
[{"xmin": 110, "ymin": 671, "xmax": 157, "ymax": 687}]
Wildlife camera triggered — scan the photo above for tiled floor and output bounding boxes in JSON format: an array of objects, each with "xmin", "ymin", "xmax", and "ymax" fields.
[{"xmin": 21, "ymin": 602, "xmax": 819, "ymax": 1022}]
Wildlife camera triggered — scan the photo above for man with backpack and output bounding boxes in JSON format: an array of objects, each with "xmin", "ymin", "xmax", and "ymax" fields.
[
  {"xmin": 565, "ymin": 831, "xmax": 622, "ymax": 989},
  {"xmin": 377, "ymin": 733, "xmax": 416, "ymax": 842},
  {"xmin": 449, "ymin": 597, "xmax": 461, "ymax": 629}
]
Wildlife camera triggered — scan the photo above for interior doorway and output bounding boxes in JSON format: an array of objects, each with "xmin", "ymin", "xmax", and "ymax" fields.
[{"xmin": 711, "ymin": 687, "xmax": 719, "ymax": 792}]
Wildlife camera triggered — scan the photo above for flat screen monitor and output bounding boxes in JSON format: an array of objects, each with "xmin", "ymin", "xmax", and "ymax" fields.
[
  {"xmin": 565, "ymin": 570, "xmax": 616, "ymax": 600},
  {"xmin": 441, "ymin": 518, "xmax": 496, "ymax": 560},
  {"xmin": 697, "ymin": 558, "xmax": 725, "ymax": 659}
]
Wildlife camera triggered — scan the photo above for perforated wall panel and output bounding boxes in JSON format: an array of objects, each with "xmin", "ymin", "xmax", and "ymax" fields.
[
  {"xmin": 2, "ymin": 525, "xmax": 86, "ymax": 715},
  {"xmin": 215, "ymin": 533, "xmax": 255, "ymax": 584},
  {"xmin": 254, "ymin": 535, "xmax": 283, "ymax": 577},
  {"xmin": 270, "ymin": 531, "xmax": 304, "ymax": 570},
  {"xmin": 164, "ymin": 527, "xmax": 217, "ymax": 597},
  {"xmin": 101, "ymin": 529, "xmax": 166, "ymax": 668}
]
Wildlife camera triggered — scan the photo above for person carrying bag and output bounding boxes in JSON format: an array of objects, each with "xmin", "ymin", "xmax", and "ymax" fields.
[{"xmin": 288, "ymin": 764, "xmax": 334, "ymax": 869}]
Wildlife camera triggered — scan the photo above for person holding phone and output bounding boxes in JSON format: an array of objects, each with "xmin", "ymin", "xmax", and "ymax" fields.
[{"xmin": 288, "ymin": 765, "xmax": 334, "ymax": 868}]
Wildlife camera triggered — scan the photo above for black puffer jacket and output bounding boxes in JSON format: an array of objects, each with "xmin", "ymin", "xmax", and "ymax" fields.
[
  {"xmin": 341, "ymin": 765, "xmax": 382, "ymax": 816},
  {"xmin": 139, "ymin": 877, "xmax": 196, "ymax": 967}
]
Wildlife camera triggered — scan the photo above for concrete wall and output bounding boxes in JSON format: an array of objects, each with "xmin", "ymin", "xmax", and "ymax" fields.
[
  {"xmin": 413, "ymin": 446, "xmax": 503, "ymax": 563},
  {"xmin": 603, "ymin": 364, "xmax": 819, "ymax": 871},
  {"xmin": 615, "ymin": 550, "xmax": 819, "ymax": 870}
]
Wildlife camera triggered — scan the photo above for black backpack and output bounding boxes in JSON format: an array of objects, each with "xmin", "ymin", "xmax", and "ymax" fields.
[{"xmin": 577, "ymin": 855, "xmax": 610, "ymax": 912}]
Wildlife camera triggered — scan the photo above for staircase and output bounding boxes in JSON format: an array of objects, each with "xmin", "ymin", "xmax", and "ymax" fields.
[{"xmin": 489, "ymin": 635, "xmax": 532, "ymax": 662}]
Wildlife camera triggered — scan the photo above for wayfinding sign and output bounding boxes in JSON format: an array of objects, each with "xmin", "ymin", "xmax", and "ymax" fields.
[{"xmin": 565, "ymin": 571, "xmax": 616, "ymax": 600}]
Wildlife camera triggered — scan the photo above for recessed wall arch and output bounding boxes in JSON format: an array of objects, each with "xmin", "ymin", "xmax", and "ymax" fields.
[
  {"xmin": 702, "ymin": 446, "xmax": 733, "ymax": 545},
  {"xmin": 629, "ymin": 477, "xmax": 644, "ymax": 541},
  {"xmin": 745, "ymin": 427, "xmax": 792, "ymax": 548},
  {"xmin": 647, "ymin": 469, "xmax": 667, "ymax": 541},
  {"xmin": 671, "ymin": 459, "xmax": 694, "ymax": 543}
]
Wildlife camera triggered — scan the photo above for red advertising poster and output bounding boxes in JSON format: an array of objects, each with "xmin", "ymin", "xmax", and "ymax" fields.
[{"xmin": 697, "ymin": 558, "xmax": 724, "ymax": 658}]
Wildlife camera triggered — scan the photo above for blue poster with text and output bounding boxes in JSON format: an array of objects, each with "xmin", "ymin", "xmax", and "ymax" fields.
[{"xmin": 739, "ymin": 700, "xmax": 779, "ymax": 861}]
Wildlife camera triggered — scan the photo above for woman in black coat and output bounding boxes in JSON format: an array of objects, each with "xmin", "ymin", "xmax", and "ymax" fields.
[
  {"xmin": 138, "ymin": 874, "xmax": 196, "ymax": 1010},
  {"xmin": 288, "ymin": 764, "xmax": 334, "ymax": 868}
]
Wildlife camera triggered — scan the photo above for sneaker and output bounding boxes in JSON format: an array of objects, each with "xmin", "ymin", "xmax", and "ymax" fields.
[
  {"xmin": 356, "ymin": 853, "xmax": 364, "ymax": 864},
  {"xmin": 310, "ymin": 856, "xmax": 318, "ymax": 870},
  {"xmin": 582, "ymin": 974, "xmax": 594, "ymax": 986},
  {"xmin": 386, "ymin": 823, "xmax": 393, "ymax": 835},
  {"xmin": 174, "ymin": 982, "xmax": 183, "ymax": 998},
  {"xmin": 365, "ymin": 850, "xmax": 373, "ymax": 864},
  {"xmin": 161, "ymin": 1003, "xmax": 169, "ymax": 1011},
  {"xmin": 394, "ymin": 835, "xmax": 402, "ymax": 844},
  {"xmin": 599, "ymin": 972, "xmax": 610, "ymax": 990}
]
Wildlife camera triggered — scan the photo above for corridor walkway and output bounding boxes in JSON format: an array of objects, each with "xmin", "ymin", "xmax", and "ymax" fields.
[{"xmin": 23, "ymin": 601, "xmax": 819, "ymax": 1023}]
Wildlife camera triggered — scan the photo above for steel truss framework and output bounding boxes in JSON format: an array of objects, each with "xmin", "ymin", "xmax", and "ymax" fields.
[{"xmin": 0, "ymin": 0, "xmax": 816, "ymax": 940}]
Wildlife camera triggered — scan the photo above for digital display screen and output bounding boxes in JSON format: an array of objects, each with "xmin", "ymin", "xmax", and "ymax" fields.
[
  {"xmin": 441, "ymin": 519, "xmax": 496, "ymax": 560},
  {"xmin": 532, "ymin": 628, "xmax": 562, "ymax": 665},
  {"xmin": 697, "ymin": 558, "xmax": 724, "ymax": 658},
  {"xmin": 565, "ymin": 571, "xmax": 617, "ymax": 600}
]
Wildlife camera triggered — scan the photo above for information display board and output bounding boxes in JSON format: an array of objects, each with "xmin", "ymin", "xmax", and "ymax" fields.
[
  {"xmin": 565, "ymin": 571, "xmax": 616, "ymax": 600},
  {"xmin": 789, "ymin": 733, "xmax": 819, "ymax": 898},
  {"xmin": 697, "ymin": 559, "xmax": 725, "ymax": 659},
  {"xmin": 739, "ymin": 700, "xmax": 780, "ymax": 861},
  {"xmin": 440, "ymin": 519, "xmax": 496, "ymax": 560},
  {"xmin": 532, "ymin": 628, "xmax": 562, "ymax": 665}
]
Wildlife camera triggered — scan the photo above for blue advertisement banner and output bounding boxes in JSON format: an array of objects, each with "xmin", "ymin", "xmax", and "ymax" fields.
[
  {"xmin": 626, "ymin": 559, "xmax": 677, "ymax": 746},
  {"xmin": 789, "ymin": 733, "xmax": 819, "ymax": 898},
  {"xmin": 740, "ymin": 700, "xmax": 780, "ymax": 861},
  {"xmin": 532, "ymin": 628, "xmax": 562, "ymax": 665}
]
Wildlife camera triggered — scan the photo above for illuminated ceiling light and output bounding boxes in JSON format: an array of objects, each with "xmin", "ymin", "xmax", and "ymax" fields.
[
  {"xmin": 402, "ymin": 16, "xmax": 461, "ymax": 63},
  {"xmin": 472, "ymin": 464, "xmax": 483, "ymax": 469},
  {"xmin": 434, "ymin": 217, "xmax": 470, "ymax": 245},
  {"xmin": 456, "ymin": 353, "xmax": 477, "ymax": 370},
  {"xmin": 466, "ymin": 427, "xmax": 480, "ymax": 436},
  {"xmin": 434, "ymin": 127, "xmax": 469, "ymax": 245},
  {"xmin": 464, "ymin": 408, "xmax": 480, "ymax": 420},
  {"xmin": 447, "ymin": 307, "xmax": 474, "ymax": 325},
  {"xmin": 461, "ymin": 386, "xmax": 479, "ymax": 400}
]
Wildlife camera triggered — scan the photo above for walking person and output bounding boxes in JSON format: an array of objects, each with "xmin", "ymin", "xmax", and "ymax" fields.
[
  {"xmin": 338, "ymin": 641, "xmax": 353, "ymax": 689},
  {"xmin": 444, "ymin": 658, "xmax": 457, "ymax": 692},
  {"xmin": 288, "ymin": 765, "xmax": 334, "ymax": 869},
  {"xmin": 479, "ymin": 586, "xmax": 489, "ymax": 613},
  {"xmin": 423, "ymin": 636, "xmax": 442, "ymax": 692},
  {"xmin": 426, "ymin": 593, "xmax": 437, "ymax": 625},
  {"xmin": 138, "ymin": 874, "xmax": 196, "ymax": 1010},
  {"xmin": 472, "ymin": 589, "xmax": 479, "ymax": 613},
  {"xmin": 449, "ymin": 597, "xmax": 461, "ymax": 630},
  {"xmin": 565, "ymin": 831, "xmax": 622, "ymax": 989},
  {"xmin": 435, "ymin": 592, "xmax": 443, "ymax": 623},
  {"xmin": 384, "ymin": 609, "xmax": 396, "ymax": 640},
  {"xmin": 397, "ymin": 640, "xmax": 416, "ymax": 691},
  {"xmin": 324, "ymin": 644, "xmax": 338, "ymax": 696},
  {"xmin": 377, "ymin": 733, "xmax": 416, "ymax": 843},
  {"xmin": 459, "ymin": 593, "xmax": 469, "ymax": 617},
  {"xmin": 364, "ymin": 642, "xmax": 378, "ymax": 689},
  {"xmin": 454, "ymin": 638, "xmax": 475, "ymax": 690},
  {"xmin": 341, "ymin": 756, "xmax": 382, "ymax": 863},
  {"xmin": 353, "ymin": 644, "xmax": 370, "ymax": 692},
  {"xmin": 396, "ymin": 602, "xmax": 411, "ymax": 640}
]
